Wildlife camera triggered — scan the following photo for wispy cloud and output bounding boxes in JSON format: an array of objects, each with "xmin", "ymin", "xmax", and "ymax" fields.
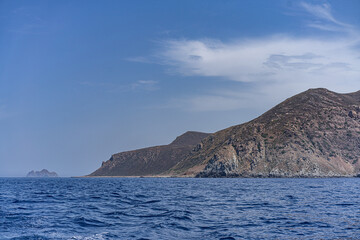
[
  {"xmin": 153, "ymin": 2, "xmax": 360, "ymax": 111},
  {"xmin": 300, "ymin": 2, "xmax": 356, "ymax": 34},
  {"xmin": 125, "ymin": 56, "xmax": 154, "ymax": 64},
  {"xmin": 8, "ymin": 6, "xmax": 46, "ymax": 35},
  {"xmin": 131, "ymin": 80, "xmax": 159, "ymax": 91},
  {"xmin": 160, "ymin": 37, "xmax": 359, "ymax": 81},
  {"xmin": 301, "ymin": 2, "xmax": 338, "ymax": 24},
  {"xmin": 80, "ymin": 80, "xmax": 159, "ymax": 92},
  {"xmin": 166, "ymin": 90, "xmax": 271, "ymax": 112}
]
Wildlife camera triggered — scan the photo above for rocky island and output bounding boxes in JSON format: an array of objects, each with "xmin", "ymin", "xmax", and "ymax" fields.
[
  {"xmin": 90, "ymin": 88, "xmax": 360, "ymax": 178},
  {"xmin": 27, "ymin": 169, "xmax": 58, "ymax": 177}
]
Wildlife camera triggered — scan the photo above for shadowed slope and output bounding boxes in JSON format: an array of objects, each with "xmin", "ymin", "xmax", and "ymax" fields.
[{"xmin": 89, "ymin": 131, "xmax": 210, "ymax": 176}]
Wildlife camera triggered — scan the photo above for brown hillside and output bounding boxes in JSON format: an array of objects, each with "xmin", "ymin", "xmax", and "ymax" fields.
[{"xmin": 170, "ymin": 88, "xmax": 360, "ymax": 177}]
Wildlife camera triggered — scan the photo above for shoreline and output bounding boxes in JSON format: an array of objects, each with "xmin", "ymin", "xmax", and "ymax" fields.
[
  {"xmin": 72, "ymin": 174, "xmax": 360, "ymax": 179},
  {"xmin": 72, "ymin": 175, "xmax": 177, "ymax": 178}
]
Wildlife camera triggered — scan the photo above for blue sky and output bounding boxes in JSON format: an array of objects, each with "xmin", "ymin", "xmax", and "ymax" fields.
[{"xmin": 1, "ymin": 0, "xmax": 359, "ymax": 177}]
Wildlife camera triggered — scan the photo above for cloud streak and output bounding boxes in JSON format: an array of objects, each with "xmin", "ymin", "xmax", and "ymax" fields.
[
  {"xmin": 161, "ymin": 37, "xmax": 359, "ymax": 83},
  {"xmin": 155, "ymin": 2, "xmax": 360, "ymax": 111},
  {"xmin": 80, "ymin": 80, "xmax": 159, "ymax": 92},
  {"xmin": 131, "ymin": 80, "xmax": 159, "ymax": 91},
  {"xmin": 300, "ymin": 2, "xmax": 356, "ymax": 34}
]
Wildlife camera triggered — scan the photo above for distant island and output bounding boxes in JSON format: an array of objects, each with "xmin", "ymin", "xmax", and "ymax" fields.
[
  {"xmin": 27, "ymin": 169, "xmax": 58, "ymax": 177},
  {"xmin": 89, "ymin": 88, "xmax": 360, "ymax": 178}
]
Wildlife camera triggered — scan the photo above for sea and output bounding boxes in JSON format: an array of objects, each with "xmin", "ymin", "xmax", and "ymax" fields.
[{"xmin": 0, "ymin": 177, "xmax": 359, "ymax": 240}]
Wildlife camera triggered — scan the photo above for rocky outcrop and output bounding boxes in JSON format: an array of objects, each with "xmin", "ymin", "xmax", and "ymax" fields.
[
  {"xmin": 89, "ymin": 131, "xmax": 210, "ymax": 176},
  {"xmin": 170, "ymin": 88, "xmax": 360, "ymax": 177},
  {"xmin": 26, "ymin": 169, "xmax": 58, "ymax": 177}
]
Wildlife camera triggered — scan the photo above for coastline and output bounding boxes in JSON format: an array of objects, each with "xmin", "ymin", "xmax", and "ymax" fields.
[
  {"xmin": 71, "ymin": 175, "xmax": 177, "ymax": 178},
  {"xmin": 72, "ymin": 174, "xmax": 359, "ymax": 178}
]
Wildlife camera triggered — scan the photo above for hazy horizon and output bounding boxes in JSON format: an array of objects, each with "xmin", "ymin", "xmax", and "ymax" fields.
[{"xmin": 1, "ymin": 0, "xmax": 360, "ymax": 177}]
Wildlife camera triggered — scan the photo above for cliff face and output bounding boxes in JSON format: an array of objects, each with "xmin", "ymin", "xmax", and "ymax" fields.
[
  {"xmin": 26, "ymin": 169, "xmax": 58, "ymax": 177},
  {"xmin": 89, "ymin": 131, "xmax": 210, "ymax": 176},
  {"xmin": 170, "ymin": 88, "xmax": 360, "ymax": 177}
]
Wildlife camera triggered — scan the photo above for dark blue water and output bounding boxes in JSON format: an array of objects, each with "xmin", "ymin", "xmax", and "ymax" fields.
[{"xmin": 1, "ymin": 178, "xmax": 360, "ymax": 240}]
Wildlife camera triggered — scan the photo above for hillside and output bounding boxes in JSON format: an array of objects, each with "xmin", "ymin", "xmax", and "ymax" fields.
[
  {"xmin": 89, "ymin": 131, "xmax": 210, "ymax": 176},
  {"xmin": 170, "ymin": 88, "xmax": 360, "ymax": 177}
]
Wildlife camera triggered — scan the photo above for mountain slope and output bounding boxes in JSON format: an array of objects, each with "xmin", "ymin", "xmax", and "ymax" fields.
[
  {"xmin": 170, "ymin": 88, "xmax": 360, "ymax": 177},
  {"xmin": 89, "ymin": 131, "xmax": 210, "ymax": 176}
]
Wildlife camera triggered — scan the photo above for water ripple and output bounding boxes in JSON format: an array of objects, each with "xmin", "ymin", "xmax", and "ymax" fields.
[{"xmin": 1, "ymin": 177, "xmax": 360, "ymax": 239}]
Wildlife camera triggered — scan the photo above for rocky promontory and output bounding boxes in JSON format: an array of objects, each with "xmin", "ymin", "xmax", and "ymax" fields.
[{"xmin": 89, "ymin": 131, "xmax": 210, "ymax": 176}]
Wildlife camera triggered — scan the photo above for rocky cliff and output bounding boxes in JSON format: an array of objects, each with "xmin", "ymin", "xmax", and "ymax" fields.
[
  {"xmin": 26, "ymin": 169, "xmax": 58, "ymax": 177},
  {"xmin": 89, "ymin": 131, "xmax": 210, "ymax": 176},
  {"xmin": 170, "ymin": 88, "xmax": 360, "ymax": 177}
]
